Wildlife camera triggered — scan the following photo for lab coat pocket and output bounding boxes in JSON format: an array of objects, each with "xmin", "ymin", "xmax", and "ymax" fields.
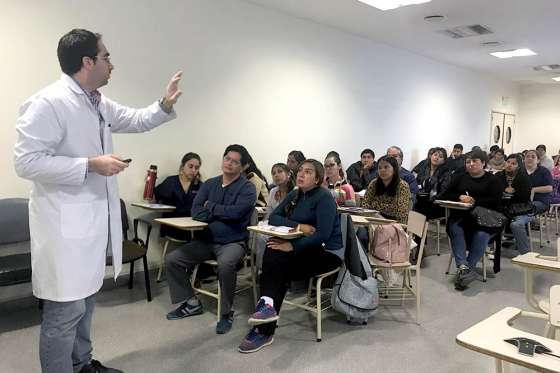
[{"xmin": 61, "ymin": 201, "xmax": 106, "ymax": 239}]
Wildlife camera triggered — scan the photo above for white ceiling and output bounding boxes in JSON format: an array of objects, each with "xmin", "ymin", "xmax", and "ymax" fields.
[{"xmin": 246, "ymin": 0, "xmax": 560, "ymax": 84}]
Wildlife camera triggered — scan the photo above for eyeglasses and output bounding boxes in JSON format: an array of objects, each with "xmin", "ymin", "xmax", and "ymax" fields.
[{"xmin": 223, "ymin": 156, "xmax": 241, "ymax": 166}]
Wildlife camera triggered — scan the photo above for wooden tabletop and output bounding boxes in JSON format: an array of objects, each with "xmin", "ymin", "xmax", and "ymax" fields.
[
  {"xmin": 456, "ymin": 307, "xmax": 560, "ymax": 373},
  {"xmin": 337, "ymin": 207, "xmax": 379, "ymax": 216},
  {"xmin": 434, "ymin": 200, "xmax": 473, "ymax": 210},
  {"xmin": 512, "ymin": 252, "xmax": 560, "ymax": 272},
  {"xmin": 131, "ymin": 202, "xmax": 176, "ymax": 212},
  {"xmin": 153, "ymin": 217, "xmax": 208, "ymax": 230},
  {"xmin": 247, "ymin": 225, "xmax": 304, "ymax": 239}
]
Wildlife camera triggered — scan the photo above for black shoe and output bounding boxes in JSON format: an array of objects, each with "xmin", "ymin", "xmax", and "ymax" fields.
[
  {"xmin": 166, "ymin": 299, "xmax": 203, "ymax": 320},
  {"xmin": 79, "ymin": 359, "xmax": 123, "ymax": 373},
  {"xmin": 454, "ymin": 265, "xmax": 476, "ymax": 291},
  {"xmin": 216, "ymin": 311, "xmax": 234, "ymax": 334}
]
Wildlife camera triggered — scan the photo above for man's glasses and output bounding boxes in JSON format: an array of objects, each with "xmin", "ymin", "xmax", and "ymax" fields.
[{"xmin": 223, "ymin": 156, "xmax": 241, "ymax": 166}]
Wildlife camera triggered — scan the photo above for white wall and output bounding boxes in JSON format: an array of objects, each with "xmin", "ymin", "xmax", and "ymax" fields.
[
  {"xmin": 0, "ymin": 0, "xmax": 520, "ymax": 299},
  {"xmin": 516, "ymin": 84, "xmax": 560, "ymax": 155}
]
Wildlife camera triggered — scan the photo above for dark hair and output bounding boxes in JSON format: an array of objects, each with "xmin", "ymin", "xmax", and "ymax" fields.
[
  {"xmin": 453, "ymin": 144, "xmax": 463, "ymax": 151},
  {"xmin": 57, "ymin": 29, "xmax": 101, "ymax": 75},
  {"xmin": 387, "ymin": 146, "xmax": 404, "ymax": 160},
  {"xmin": 244, "ymin": 150, "xmax": 268, "ymax": 187},
  {"xmin": 465, "ymin": 149, "xmax": 488, "ymax": 165},
  {"xmin": 223, "ymin": 144, "xmax": 250, "ymax": 167},
  {"xmin": 374, "ymin": 155, "xmax": 400, "ymax": 197},
  {"xmin": 180, "ymin": 152, "xmax": 201, "ymax": 183},
  {"xmin": 536, "ymin": 144, "xmax": 547, "ymax": 152},
  {"xmin": 471, "ymin": 146, "xmax": 482, "ymax": 152},
  {"xmin": 284, "ymin": 159, "xmax": 324, "ymax": 216},
  {"xmin": 288, "ymin": 150, "xmax": 305, "ymax": 163},
  {"xmin": 489, "ymin": 145, "xmax": 500, "ymax": 153},
  {"xmin": 360, "ymin": 148, "xmax": 375, "ymax": 158},
  {"xmin": 495, "ymin": 148, "xmax": 505, "ymax": 156},
  {"xmin": 325, "ymin": 151, "xmax": 345, "ymax": 180},
  {"xmin": 271, "ymin": 163, "xmax": 295, "ymax": 192},
  {"xmin": 506, "ymin": 153, "xmax": 528, "ymax": 177},
  {"xmin": 431, "ymin": 147, "xmax": 448, "ymax": 160}
]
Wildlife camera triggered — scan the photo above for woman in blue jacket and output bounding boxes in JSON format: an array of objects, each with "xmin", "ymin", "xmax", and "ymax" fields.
[{"xmin": 238, "ymin": 159, "xmax": 343, "ymax": 353}]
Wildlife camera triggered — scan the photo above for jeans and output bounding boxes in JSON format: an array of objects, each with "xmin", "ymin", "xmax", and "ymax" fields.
[
  {"xmin": 165, "ymin": 240, "xmax": 246, "ymax": 316},
  {"xmin": 448, "ymin": 219, "xmax": 493, "ymax": 269},
  {"xmin": 40, "ymin": 294, "xmax": 96, "ymax": 373},
  {"xmin": 510, "ymin": 214, "xmax": 531, "ymax": 254},
  {"xmin": 532, "ymin": 200, "xmax": 549, "ymax": 215}
]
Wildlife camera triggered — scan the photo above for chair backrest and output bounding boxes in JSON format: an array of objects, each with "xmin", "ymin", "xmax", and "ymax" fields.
[
  {"xmin": 407, "ymin": 211, "xmax": 427, "ymax": 240},
  {"xmin": 120, "ymin": 199, "xmax": 130, "ymax": 240},
  {"xmin": 0, "ymin": 198, "xmax": 30, "ymax": 245}
]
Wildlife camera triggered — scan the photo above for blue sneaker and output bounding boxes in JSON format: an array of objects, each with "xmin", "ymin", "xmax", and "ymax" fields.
[
  {"xmin": 166, "ymin": 300, "xmax": 203, "ymax": 320},
  {"xmin": 238, "ymin": 327, "xmax": 274, "ymax": 353},
  {"xmin": 216, "ymin": 311, "xmax": 234, "ymax": 334},
  {"xmin": 248, "ymin": 299, "xmax": 279, "ymax": 325}
]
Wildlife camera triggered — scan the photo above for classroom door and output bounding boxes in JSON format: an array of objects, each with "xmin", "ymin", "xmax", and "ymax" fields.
[{"xmin": 489, "ymin": 111, "xmax": 515, "ymax": 153}]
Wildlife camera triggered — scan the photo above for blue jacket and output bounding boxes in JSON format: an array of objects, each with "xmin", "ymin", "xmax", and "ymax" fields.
[
  {"xmin": 192, "ymin": 175, "xmax": 256, "ymax": 244},
  {"xmin": 269, "ymin": 186, "xmax": 343, "ymax": 257}
]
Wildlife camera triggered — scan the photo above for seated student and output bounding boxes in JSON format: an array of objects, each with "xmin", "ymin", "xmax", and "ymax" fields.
[
  {"xmin": 412, "ymin": 148, "xmax": 436, "ymax": 176},
  {"xmin": 154, "ymin": 152, "xmax": 202, "ymax": 240},
  {"xmin": 286, "ymin": 150, "xmax": 306, "ymax": 182},
  {"xmin": 536, "ymin": 144, "xmax": 554, "ymax": 171},
  {"xmin": 362, "ymin": 155, "xmax": 411, "ymax": 224},
  {"xmin": 323, "ymin": 152, "xmax": 356, "ymax": 206},
  {"xmin": 243, "ymin": 151, "xmax": 269, "ymax": 207},
  {"xmin": 254, "ymin": 163, "xmax": 295, "ymax": 268},
  {"xmin": 346, "ymin": 148, "xmax": 377, "ymax": 192},
  {"xmin": 488, "ymin": 145, "xmax": 500, "ymax": 161},
  {"xmin": 238, "ymin": 159, "xmax": 343, "ymax": 353},
  {"xmin": 414, "ymin": 147, "xmax": 450, "ymax": 220},
  {"xmin": 385, "ymin": 146, "xmax": 419, "ymax": 206},
  {"xmin": 524, "ymin": 149, "xmax": 553, "ymax": 214},
  {"xmin": 446, "ymin": 143, "xmax": 466, "ymax": 173},
  {"xmin": 164, "ymin": 144, "xmax": 257, "ymax": 334},
  {"xmin": 487, "ymin": 148, "xmax": 506, "ymax": 173},
  {"xmin": 551, "ymin": 155, "xmax": 560, "ymax": 205},
  {"xmin": 439, "ymin": 149, "xmax": 502, "ymax": 291},
  {"xmin": 496, "ymin": 154, "xmax": 532, "ymax": 255}
]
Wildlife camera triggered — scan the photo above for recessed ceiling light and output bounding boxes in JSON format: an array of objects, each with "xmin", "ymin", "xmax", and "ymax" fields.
[
  {"xmin": 490, "ymin": 48, "xmax": 537, "ymax": 59},
  {"xmin": 424, "ymin": 15, "xmax": 446, "ymax": 22},
  {"xmin": 481, "ymin": 41, "xmax": 501, "ymax": 47},
  {"xmin": 553, "ymin": 76, "xmax": 560, "ymax": 82},
  {"xmin": 357, "ymin": 0, "xmax": 432, "ymax": 11}
]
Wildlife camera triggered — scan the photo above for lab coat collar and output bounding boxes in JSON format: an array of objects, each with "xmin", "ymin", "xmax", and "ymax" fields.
[{"xmin": 60, "ymin": 74, "xmax": 86, "ymax": 95}]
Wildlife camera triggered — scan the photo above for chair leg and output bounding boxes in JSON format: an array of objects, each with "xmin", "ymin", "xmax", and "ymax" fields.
[
  {"xmin": 216, "ymin": 280, "xmax": 221, "ymax": 321},
  {"xmin": 142, "ymin": 256, "xmax": 152, "ymax": 302},
  {"xmin": 436, "ymin": 220, "xmax": 441, "ymax": 256},
  {"xmin": 445, "ymin": 254, "xmax": 453, "ymax": 274},
  {"xmin": 128, "ymin": 261, "xmax": 135, "ymax": 289},
  {"xmin": 416, "ymin": 269, "xmax": 421, "ymax": 325},
  {"xmin": 316, "ymin": 277, "xmax": 323, "ymax": 342},
  {"xmin": 482, "ymin": 253, "xmax": 487, "ymax": 283},
  {"xmin": 157, "ymin": 239, "xmax": 170, "ymax": 282},
  {"xmin": 539, "ymin": 216, "xmax": 544, "ymax": 248},
  {"xmin": 528, "ymin": 221, "xmax": 534, "ymax": 252}
]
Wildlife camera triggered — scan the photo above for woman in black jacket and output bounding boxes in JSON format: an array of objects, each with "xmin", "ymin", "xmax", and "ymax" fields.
[
  {"xmin": 439, "ymin": 150, "xmax": 502, "ymax": 291},
  {"xmin": 414, "ymin": 147, "xmax": 451, "ymax": 219},
  {"xmin": 495, "ymin": 154, "xmax": 532, "ymax": 254}
]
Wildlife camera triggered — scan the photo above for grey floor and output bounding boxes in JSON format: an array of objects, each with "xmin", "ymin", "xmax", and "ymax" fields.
[{"xmin": 1, "ymin": 234, "xmax": 560, "ymax": 373}]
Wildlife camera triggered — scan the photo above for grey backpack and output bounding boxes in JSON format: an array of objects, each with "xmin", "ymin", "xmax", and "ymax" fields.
[{"xmin": 331, "ymin": 214, "xmax": 378, "ymax": 324}]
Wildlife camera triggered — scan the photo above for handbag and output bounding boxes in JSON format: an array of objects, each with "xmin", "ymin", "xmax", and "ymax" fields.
[
  {"xmin": 504, "ymin": 202, "xmax": 535, "ymax": 218},
  {"xmin": 470, "ymin": 206, "xmax": 507, "ymax": 230}
]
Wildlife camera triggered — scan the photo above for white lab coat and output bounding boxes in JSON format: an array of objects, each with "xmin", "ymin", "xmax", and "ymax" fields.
[{"xmin": 14, "ymin": 74, "xmax": 176, "ymax": 301}]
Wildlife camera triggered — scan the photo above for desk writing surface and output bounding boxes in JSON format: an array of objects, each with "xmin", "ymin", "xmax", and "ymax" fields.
[
  {"xmin": 131, "ymin": 202, "xmax": 176, "ymax": 212},
  {"xmin": 456, "ymin": 307, "xmax": 560, "ymax": 373},
  {"xmin": 337, "ymin": 207, "xmax": 379, "ymax": 216},
  {"xmin": 434, "ymin": 200, "xmax": 473, "ymax": 210},
  {"xmin": 154, "ymin": 217, "xmax": 208, "ymax": 230},
  {"xmin": 512, "ymin": 252, "xmax": 560, "ymax": 272},
  {"xmin": 247, "ymin": 226, "xmax": 303, "ymax": 239}
]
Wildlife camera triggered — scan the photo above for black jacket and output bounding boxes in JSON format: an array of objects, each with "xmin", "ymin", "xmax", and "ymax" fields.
[{"xmin": 346, "ymin": 161, "xmax": 377, "ymax": 192}]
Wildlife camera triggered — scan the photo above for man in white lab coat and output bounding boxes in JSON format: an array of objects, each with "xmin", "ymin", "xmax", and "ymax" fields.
[{"xmin": 14, "ymin": 29, "xmax": 182, "ymax": 373}]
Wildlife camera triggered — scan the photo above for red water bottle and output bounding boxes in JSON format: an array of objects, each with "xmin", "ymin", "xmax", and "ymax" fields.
[{"xmin": 143, "ymin": 165, "xmax": 158, "ymax": 201}]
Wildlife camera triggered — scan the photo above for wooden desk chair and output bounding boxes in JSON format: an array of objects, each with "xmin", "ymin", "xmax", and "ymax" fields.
[
  {"xmin": 157, "ymin": 236, "xmax": 189, "ymax": 282},
  {"xmin": 370, "ymin": 210, "xmax": 428, "ymax": 324},
  {"xmin": 529, "ymin": 189, "xmax": 551, "ymax": 249},
  {"xmin": 190, "ymin": 209, "xmax": 259, "ymax": 320},
  {"xmin": 548, "ymin": 203, "xmax": 559, "ymax": 237},
  {"xmin": 283, "ymin": 267, "xmax": 341, "ymax": 342}
]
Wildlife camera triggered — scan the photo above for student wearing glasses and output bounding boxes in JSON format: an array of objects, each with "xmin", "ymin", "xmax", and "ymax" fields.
[
  {"xmin": 164, "ymin": 144, "xmax": 257, "ymax": 335},
  {"xmin": 323, "ymin": 152, "xmax": 356, "ymax": 206}
]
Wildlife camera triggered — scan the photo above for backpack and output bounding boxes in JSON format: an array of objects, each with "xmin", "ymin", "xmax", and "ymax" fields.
[
  {"xmin": 332, "ymin": 214, "xmax": 379, "ymax": 324},
  {"xmin": 370, "ymin": 223, "xmax": 409, "ymax": 264}
]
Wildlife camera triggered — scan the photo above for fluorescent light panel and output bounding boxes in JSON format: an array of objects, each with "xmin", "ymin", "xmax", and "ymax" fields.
[
  {"xmin": 553, "ymin": 77, "xmax": 560, "ymax": 82},
  {"xmin": 357, "ymin": 0, "xmax": 432, "ymax": 11},
  {"xmin": 490, "ymin": 48, "xmax": 537, "ymax": 59}
]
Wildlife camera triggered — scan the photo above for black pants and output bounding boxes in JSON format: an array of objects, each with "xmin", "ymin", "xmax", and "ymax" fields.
[{"xmin": 258, "ymin": 245, "xmax": 342, "ymax": 336}]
